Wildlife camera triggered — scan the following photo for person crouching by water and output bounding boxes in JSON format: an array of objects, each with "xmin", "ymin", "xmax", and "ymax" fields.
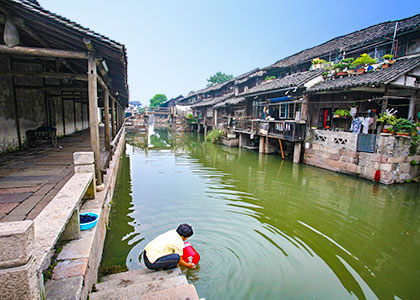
[{"xmin": 143, "ymin": 224, "xmax": 195, "ymax": 270}]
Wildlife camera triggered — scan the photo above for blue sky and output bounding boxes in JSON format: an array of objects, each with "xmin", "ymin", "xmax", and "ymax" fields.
[{"xmin": 40, "ymin": 0, "xmax": 420, "ymax": 105}]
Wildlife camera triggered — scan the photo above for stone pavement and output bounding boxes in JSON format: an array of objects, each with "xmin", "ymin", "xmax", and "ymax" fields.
[
  {"xmin": 0, "ymin": 129, "xmax": 107, "ymax": 222},
  {"xmin": 88, "ymin": 268, "xmax": 202, "ymax": 300}
]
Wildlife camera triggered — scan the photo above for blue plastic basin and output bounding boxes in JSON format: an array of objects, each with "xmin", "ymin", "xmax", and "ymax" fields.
[{"xmin": 80, "ymin": 212, "xmax": 99, "ymax": 231}]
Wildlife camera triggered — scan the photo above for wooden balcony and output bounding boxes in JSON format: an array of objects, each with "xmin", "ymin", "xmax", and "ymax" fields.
[{"xmin": 234, "ymin": 119, "xmax": 306, "ymax": 142}]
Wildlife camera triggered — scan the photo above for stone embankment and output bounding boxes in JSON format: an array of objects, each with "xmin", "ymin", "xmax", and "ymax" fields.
[{"xmin": 90, "ymin": 267, "xmax": 202, "ymax": 300}]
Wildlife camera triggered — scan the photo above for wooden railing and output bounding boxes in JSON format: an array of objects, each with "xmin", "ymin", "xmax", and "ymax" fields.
[{"xmin": 234, "ymin": 119, "xmax": 306, "ymax": 142}]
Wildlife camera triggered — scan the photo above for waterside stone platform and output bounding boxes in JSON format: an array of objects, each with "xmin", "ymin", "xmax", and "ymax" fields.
[{"xmin": 90, "ymin": 268, "xmax": 202, "ymax": 300}]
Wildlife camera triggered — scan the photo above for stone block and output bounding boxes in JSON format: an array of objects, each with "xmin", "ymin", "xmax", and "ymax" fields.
[
  {"xmin": 325, "ymin": 159, "xmax": 344, "ymax": 170},
  {"xmin": 83, "ymin": 178, "xmax": 96, "ymax": 200},
  {"xmin": 329, "ymin": 153, "xmax": 340, "ymax": 160},
  {"xmin": 345, "ymin": 163, "xmax": 358, "ymax": 174},
  {"xmin": 74, "ymin": 164, "xmax": 95, "ymax": 174},
  {"xmin": 311, "ymin": 143, "xmax": 320, "ymax": 151},
  {"xmin": 45, "ymin": 275, "xmax": 83, "ymax": 300},
  {"xmin": 398, "ymin": 163, "xmax": 411, "ymax": 174},
  {"xmin": 380, "ymin": 164, "xmax": 393, "ymax": 172},
  {"xmin": 0, "ymin": 221, "xmax": 34, "ymax": 268},
  {"xmin": 59, "ymin": 208, "xmax": 81, "ymax": 241},
  {"xmin": 0, "ymin": 256, "xmax": 40, "ymax": 300},
  {"xmin": 324, "ymin": 146, "xmax": 339, "ymax": 154},
  {"xmin": 73, "ymin": 152, "xmax": 94, "ymax": 165},
  {"xmin": 52, "ymin": 258, "xmax": 88, "ymax": 280},
  {"xmin": 388, "ymin": 156, "xmax": 405, "ymax": 164},
  {"xmin": 57, "ymin": 227, "xmax": 96, "ymax": 261}
]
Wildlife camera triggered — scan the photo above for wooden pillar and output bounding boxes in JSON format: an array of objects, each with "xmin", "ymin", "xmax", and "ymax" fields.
[
  {"xmin": 259, "ymin": 136, "xmax": 264, "ymax": 154},
  {"xmin": 111, "ymin": 97, "xmax": 116, "ymax": 138},
  {"xmin": 293, "ymin": 142, "xmax": 302, "ymax": 163},
  {"xmin": 214, "ymin": 109, "xmax": 218, "ymax": 127},
  {"xmin": 239, "ymin": 133, "xmax": 243, "ymax": 148},
  {"xmin": 104, "ymin": 90, "xmax": 111, "ymax": 151},
  {"xmin": 377, "ymin": 86, "xmax": 389, "ymax": 140},
  {"xmin": 301, "ymin": 95, "xmax": 309, "ymax": 121},
  {"xmin": 408, "ymin": 91, "xmax": 417, "ymax": 120},
  {"xmin": 87, "ymin": 52, "xmax": 103, "ymax": 186}
]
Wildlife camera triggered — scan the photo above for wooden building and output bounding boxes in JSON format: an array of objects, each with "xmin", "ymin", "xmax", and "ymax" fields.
[{"xmin": 0, "ymin": 0, "xmax": 129, "ymax": 186}]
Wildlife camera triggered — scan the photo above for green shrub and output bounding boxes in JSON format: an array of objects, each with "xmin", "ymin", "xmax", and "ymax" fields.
[
  {"xmin": 383, "ymin": 54, "xmax": 394, "ymax": 60},
  {"xmin": 351, "ymin": 53, "xmax": 377, "ymax": 68},
  {"xmin": 312, "ymin": 58, "xmax": 327, "ymax": 65},
  {"xmin": 334, "ymin": 109, "xmax": 351, "ymax": 117},
  {"xmin": 264, "ymin": 76, "xmax": 276, "ymax": 81},
  {"xmin": 206, "ymin": 129, "xmax": 222, "ymax": 143},
  {"xmin": 410, "ymin": 160, "xmax": 419, "ymax": 166}
]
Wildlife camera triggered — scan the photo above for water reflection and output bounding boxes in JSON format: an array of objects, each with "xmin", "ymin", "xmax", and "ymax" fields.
[{"xmin": 102, "ymin": 130, "xmax": 420, "ymax": 300}]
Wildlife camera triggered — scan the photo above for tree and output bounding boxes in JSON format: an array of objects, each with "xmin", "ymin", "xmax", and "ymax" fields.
[
  {"xmin": 149, "ymin": 94, "xmax": 167, "ymax": 108},
  {"xmin": 206, "ymin": 72, "xmax": 233, "ymax": 87}
]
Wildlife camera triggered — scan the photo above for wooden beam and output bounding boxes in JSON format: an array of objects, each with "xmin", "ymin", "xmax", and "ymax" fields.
[
  {"xmin": 0, "ymin": 70, "xmax": 87, "ymax": 81},
  {"xmin": 88, "ymin": 52, "xmax": 103, "ymax": 186},
  {"xmin": 104, "ymin": 89, "xmax": 111, "ymax": 151},
  {"xmin": 0, "ymin": 45, "xmax": 88, "ymax": 59},
  {"xmin": 111, "ymin": 97, "xmax": 116, "ymax": 138}
]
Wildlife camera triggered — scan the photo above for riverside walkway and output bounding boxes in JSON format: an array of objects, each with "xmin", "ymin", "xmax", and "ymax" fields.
[{"xmin": 0, "ymin": 129, "xmax": 108, "ymax": 222}]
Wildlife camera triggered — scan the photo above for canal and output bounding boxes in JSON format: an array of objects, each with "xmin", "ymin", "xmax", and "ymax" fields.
[{"xmin": 100, "ymin": 129, "xmax": 420, "ymax": 300}]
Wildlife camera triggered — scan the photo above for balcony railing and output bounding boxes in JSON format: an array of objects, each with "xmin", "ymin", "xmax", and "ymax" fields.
[{"xmin": 234, "ymin": 119, "xmax": 306, "ymax": 142}]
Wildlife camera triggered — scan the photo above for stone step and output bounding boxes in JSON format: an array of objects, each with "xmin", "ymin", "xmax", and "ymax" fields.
[
  {"xmin": 100, "ymin": 267, "xmax": 182, "ymax": 285},
  {"xmin": 141, "ymin": 284, "xmax": 200, "ymax": 300},
  {"xmin": 90, "ymin": 276, "xmax": 189, "ymax": 300}
]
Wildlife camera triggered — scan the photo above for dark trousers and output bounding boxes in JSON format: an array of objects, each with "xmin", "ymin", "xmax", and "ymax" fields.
[{"xmin": 143, "ymin": 251, "xmax": 180, "ymax": 270}]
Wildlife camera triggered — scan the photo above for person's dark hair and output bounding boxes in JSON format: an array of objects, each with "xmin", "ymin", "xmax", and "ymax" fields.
[{"xmin": 176, "ymin": 224, "xmax": 193, "ymax": 238}]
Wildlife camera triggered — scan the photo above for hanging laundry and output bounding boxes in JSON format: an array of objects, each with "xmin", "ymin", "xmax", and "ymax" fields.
[
  {"xmin": 362, "ymin": 117, "xmax": 371, "ymax": 134},
  {"xmin": 350, "ymin": 106, "xmax": 357, "ymax": 117},
  {"xmin": 351, "ymin": 117, "xmax": 363, "ymax": 134}
]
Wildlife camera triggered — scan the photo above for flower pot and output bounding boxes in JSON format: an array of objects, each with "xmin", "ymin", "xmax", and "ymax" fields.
[
  {"xmin": 349, "ymin": 69, "xmax": 355, "ymax": 74},
  {"xmin": 336, "ymin": 72, "xmax": 347, "ymax": 76},
  {"xmin": 357, "ymin": 68, "xmax": 365, "ymax": 75},
  {"xmin": 389, "ymin": 60, "xmax": 395, "ymax": 65},
  {"xmin": 383, "ymin": 128, "xmax": 389, "ymax": 133},
  {"xmin": 396, "ymin": 132, "xmax": 409, "ymax": 136},
  {"xmin": 382, "ymin": 63, "xmax": 389, "ymax": 69}
]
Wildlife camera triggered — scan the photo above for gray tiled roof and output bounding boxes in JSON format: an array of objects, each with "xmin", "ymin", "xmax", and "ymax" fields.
[
  {"xmin": 241, "ymin": 69, "xmax": 324, "ymax": 96},
  {"xmin": 269, "ymin": 14, "xmax": 420, "ymax": 69},
  {"xmin": 8, "ymin": 0, "xmax": 129, "ymax": 104},
  {"xmin": 213, "ymin": 96, "xmax": 246, "ymax": 108},
  {"xmin": 186, "ymin": 69, "xmax": 263, "ymax": 100},
  {"xmin": 191, "ymin": 95, "xmax": 232, "ymax": 108},
  {"xmin": 307, "ymin": 55, "xmax": 420, "ymax": 93}
]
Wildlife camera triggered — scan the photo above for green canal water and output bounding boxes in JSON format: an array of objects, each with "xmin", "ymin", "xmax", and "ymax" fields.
[{"xmin": 101, "ymin": 129, "xmax": 420, "ymax": 300}]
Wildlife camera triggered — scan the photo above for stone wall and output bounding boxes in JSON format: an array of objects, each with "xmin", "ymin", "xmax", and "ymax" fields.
[{"xmin": 304, "ymin": 129, "xmax": 420, "ymax": 184}]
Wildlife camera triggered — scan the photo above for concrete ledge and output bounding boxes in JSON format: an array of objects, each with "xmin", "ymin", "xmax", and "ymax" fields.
[
  {"xmin": 0, "ymin": 220, "xmax": 34, "ymax": 268},
  {"xmin": 45, "ymin": 275, "xmax": 83, "ymax": 300},
  {"xmin": 33, "ymin": 172, "xmax": 94, "ymax": 271},
  {"xmin": 44, "ymin": 127, "xmax": 126, "ymax": 300},
  {"xmin": 0, "ymin": 256, "xmax": 40, "ymax": 300}
]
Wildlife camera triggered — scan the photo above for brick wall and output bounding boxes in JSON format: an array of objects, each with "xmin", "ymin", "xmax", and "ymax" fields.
[{"xmin": 304, "ymin": 129, "xmax": 420, "ymax": 184}]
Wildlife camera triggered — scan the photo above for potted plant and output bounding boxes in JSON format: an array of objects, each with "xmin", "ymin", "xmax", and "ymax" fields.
[
  {"xmin": 351, "ymin": 53, "xmax": 377, "ymax": 74},
  {"xmin": 333, "ymin": 109, "xmax": 351, "ymax": 118},
  {"xmin": 378, "ymin": 112, "xmax": 397, "ymax": 133},
  {"xmin": 264, "ymin": 75, "xmax": 276, "ymax": 82},
  {"xmin": 311, "ymin": 58, "xmax": 327, "ymax": 69},
  {"xmin": 393, "ymin": 118, "xmax": 416, "ymax": 136},
  {"xmin": 383, "ymin": 54, "xmax": 395, "ymax": 65}
]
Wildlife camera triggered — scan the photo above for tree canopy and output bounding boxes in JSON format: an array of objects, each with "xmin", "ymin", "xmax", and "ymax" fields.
[
  {"xmin": 149, "ymin": 94, "xmax": 167, "ymax": 108},
  {"xmin": 206, "ymin": 72, "xmax": 233, "ymax": 87}
]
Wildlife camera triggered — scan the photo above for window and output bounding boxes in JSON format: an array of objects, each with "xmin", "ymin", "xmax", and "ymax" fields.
[
  {"xmin": 279, "ymin": 104, "xmax": 287, "ymax": 119},
  {"xmin": 279, "ymin": 103, "xmax": 296, "ymax": 119}
]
